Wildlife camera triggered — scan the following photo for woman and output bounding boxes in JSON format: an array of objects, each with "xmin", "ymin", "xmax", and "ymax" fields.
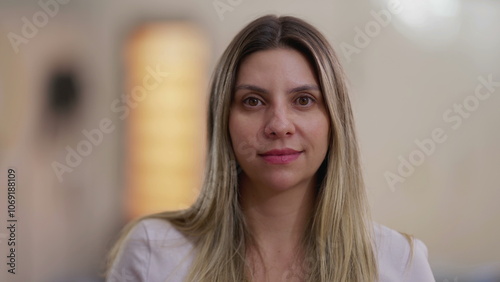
[{"xmin": 106, "ymin": 15, "xmax": 435, "ymax": 282}]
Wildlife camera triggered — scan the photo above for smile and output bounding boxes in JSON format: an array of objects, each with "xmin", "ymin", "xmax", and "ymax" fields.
[{"xmin": 258, "ymin": 148, "xmax": 303, "ymax": 164}]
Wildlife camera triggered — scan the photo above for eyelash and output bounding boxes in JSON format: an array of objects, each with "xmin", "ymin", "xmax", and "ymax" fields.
[{"xmin": 242, "ymin": 95, "xmax": 316, "ymax": 107}]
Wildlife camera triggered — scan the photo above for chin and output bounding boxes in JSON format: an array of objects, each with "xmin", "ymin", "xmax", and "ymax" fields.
[
  {"xmin": 239, "ymin": 166, "xmax": 315, "ymax": 192},
  {"xmin": 259, "ymin": 171, "xmax": 306, "ymax": 191},
  {"xmin": 265, "ymin": 181, "xmax": 297, "ymax": 192}
]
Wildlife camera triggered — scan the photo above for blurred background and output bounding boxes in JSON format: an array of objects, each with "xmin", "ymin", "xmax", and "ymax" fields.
[{"xmin": 0, "ymin": 0, "xmax": 499, "ymax": 281}]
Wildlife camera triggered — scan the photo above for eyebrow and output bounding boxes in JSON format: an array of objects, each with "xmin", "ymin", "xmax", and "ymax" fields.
[{"xmin": 234, "ymin": 84, "xmax": 320, "ymax": 95}]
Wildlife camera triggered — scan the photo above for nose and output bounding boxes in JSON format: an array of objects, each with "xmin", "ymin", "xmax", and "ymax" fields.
[{"xmin": 264, "ymin": 105, "xmax": 295, "ymax": 138}]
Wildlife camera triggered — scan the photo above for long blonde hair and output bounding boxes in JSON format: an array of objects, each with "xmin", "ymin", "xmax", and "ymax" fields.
[{"xmin": 107, "ymin": 14, "xmax": 380, "ymax": 281}]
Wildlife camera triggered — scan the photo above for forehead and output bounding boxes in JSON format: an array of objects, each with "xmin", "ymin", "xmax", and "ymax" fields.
[{"xmin": 235, "ymin": 48, "xmax": 319, "ymax": 87}]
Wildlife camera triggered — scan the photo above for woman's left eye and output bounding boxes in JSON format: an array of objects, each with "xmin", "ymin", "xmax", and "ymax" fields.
[{"xmin": 295, "ymin": 96, "xmax": 314, "ymax": 106}]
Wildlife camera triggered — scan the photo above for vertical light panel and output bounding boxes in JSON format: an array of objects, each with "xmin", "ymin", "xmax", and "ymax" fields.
[{"xmin": 125, "ymin": 22, "xmax": 208, "ymax": 219}]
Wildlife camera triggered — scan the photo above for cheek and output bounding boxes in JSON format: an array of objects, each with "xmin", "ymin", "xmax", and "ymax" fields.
[
  {"xmin": 229, "ymin": 112, "xmax": 257, "ymax": 157},
  {"xmin": 315, "ymin": 126, "xmax": 330, "ymax": 154},
  {"xmin": 302, "ymin": 114, "xmax": 330, "ymax": 143},
  {"xmin": 228, "ymin": 112, "xmax": 244, "ymax": 143}
]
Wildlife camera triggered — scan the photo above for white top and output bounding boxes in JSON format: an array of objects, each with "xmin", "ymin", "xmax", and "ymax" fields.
[{"xmin": 107, "ymin": 218, "xmax": 436, "ymax": 282}]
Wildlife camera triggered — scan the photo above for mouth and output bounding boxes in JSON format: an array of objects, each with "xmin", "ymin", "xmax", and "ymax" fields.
[{"xmin": 258, "ymin": 148, "xmax": 303, "ymax": 164}]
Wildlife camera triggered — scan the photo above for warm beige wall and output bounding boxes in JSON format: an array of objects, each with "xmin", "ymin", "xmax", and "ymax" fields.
[
  {"xmin": 0, "ymin": 0, "xmax": 498, "ymax": 281},
  {"xmin": 0, "ymin": 2, "xmax": 123, "ymax": 281}
]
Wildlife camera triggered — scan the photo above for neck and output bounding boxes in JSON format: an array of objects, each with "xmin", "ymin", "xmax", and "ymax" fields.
[{"xmin": 239, "ymin": 174, "xmax": 316, "ymax": 253}]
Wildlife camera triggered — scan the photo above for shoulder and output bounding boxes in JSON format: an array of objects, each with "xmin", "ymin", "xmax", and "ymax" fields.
[
  {"xmin": 373, "ymin": 222, "xmax": 436, "ymax": 282},
  {"xmin": 107, "ymin": 218, "xmax": 194, "ymax": 282}
]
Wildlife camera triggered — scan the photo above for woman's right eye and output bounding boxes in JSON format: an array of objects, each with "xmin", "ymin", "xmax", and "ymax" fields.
[{"xmin": 243, "ymin": 97, "xmax": 262, "ymax": 107}]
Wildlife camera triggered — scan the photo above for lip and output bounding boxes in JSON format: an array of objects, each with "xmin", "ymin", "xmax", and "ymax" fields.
[{"xmin": 258, "ymin": 148, "xmax": 303, "ymax": 164}]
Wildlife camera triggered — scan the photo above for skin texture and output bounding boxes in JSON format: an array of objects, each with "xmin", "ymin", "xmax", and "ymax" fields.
[{"xmin": 229, "ymin": 48, "xmax": 330, "ymax": 280}]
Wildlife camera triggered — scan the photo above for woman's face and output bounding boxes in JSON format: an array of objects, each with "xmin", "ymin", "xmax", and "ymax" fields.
[{"xmin": 229, "ymin": 48, "xmax": 330, "ymax": 192}]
